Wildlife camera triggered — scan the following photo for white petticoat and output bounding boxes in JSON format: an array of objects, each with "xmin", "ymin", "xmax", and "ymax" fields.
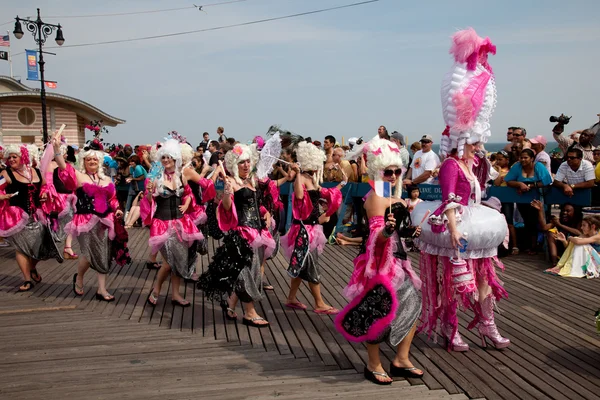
[{"xmin": 412, "ymin": 200, "xmax": 507, "ymax": 259}]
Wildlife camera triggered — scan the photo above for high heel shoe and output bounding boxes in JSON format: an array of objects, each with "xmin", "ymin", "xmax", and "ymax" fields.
[
  {"xmin": 478, "ymin": 295, "xmax": 510, "ymax": 349},
  {"xmin": 63, "ymin": 247, "xmax": 79, "ymax": 260},
  {"xmin": 442, "ymin": 324, "xmax": 469, "ymax": 352}
]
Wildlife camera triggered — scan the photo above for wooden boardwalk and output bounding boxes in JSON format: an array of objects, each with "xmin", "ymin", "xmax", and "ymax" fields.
[{"xmin": 0, "ymin": 228, "xmax": 598, "ymax": 400}]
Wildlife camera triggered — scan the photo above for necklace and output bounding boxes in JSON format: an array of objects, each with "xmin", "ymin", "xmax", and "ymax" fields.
[
  {"xmin": 164, "ymin": 170, "xmax": 175, "ymax": 181},
  {"xmin": 13, "ymin": 166, "xmax": 32, "ymax": 182},
  {"xmin": 87, "ymin": 172, "xmax": 100, "ymax": 185}
]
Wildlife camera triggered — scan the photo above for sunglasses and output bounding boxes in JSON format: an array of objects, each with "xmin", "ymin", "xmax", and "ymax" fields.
[
  {"xmin": 512, "ymin": 133, "xmax": 522, "ymax": 137},
  {"xmin": 420, "ymin": 140, "xmax": 432, "ymax": 144},
  {"xmin": 383, "ymin": 168, "xmax": 402, "ymax": 177},
  {"xmin": 566, "ymin": 156, "xmax": 581, "ymax": 160}
]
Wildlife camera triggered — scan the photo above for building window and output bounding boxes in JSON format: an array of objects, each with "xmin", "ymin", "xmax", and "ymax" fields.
[{"xmin": 17, "ymin": 107, "xmax": 36, "ymax": 126}]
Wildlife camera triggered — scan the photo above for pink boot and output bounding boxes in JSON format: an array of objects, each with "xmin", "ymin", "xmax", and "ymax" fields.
[
  {"xmin": 478, "ymin": 294, "xmax": 510, "ymax": 349},
  {"xmin": 442, "ymin": 324, "xmax": 469, "ymax": 352}
]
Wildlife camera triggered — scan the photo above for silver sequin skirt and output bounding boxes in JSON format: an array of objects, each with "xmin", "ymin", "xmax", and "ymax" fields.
[
  {"xmin": 367, "ymin": 278, "xmax": 422, "ymax": 346},
  {"xmin": 7, "ymin": 218, "xmax": 63, "ymax": 262},
  {"xmin": 234, "ymin": 246, "xmax": 264, "ymax": 303},
  {"xmin": 159, "ymin": 235, "xmax": 198, "ymax": 280},
  {"xmin": 78, "ymin": 223, "xmax": 112, "ymax": 274}
]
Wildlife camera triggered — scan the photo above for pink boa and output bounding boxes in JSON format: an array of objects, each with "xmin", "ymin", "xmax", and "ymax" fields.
[{"xmin": 343, "ymin": 216, "xmax": 421, "ymax": 301}]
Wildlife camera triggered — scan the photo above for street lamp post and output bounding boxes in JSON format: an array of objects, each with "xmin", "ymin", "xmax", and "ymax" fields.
[{"xmin": 13, "ymin": 8, "xmax": 64, "ymax": 144}]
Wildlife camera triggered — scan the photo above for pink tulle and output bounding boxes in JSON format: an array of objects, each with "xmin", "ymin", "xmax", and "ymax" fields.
[
  {"xmin": 335, "ymin": 274, "xmax": 399, "ymax": 342},
  {"xmin": 66, "ymin": 214, "xmax": 116, "ymax": 240},
  {"xmin": 237, "ymin": 227, "xmax": 276, "ymax": 259},
  {"xmin": 56, "ymin": 164, "xmax": 78, "ymax": 192},
  {"xmin": 280, "ymin": 224, "xmax": 327, "ymax": 260},
  {"xmin": 343, "ymin": 217, "xmax": 421, "ymax": 301},
  {"xmin": 0, "ymin": 207, "xmax": 29, "ymax": 237},
  {"xmin": 148, "ymin": 218, "xmax": 204, "ymax": 254}
]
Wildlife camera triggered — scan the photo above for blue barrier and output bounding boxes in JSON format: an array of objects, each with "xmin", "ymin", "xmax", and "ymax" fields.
[{"xmin": 278, "ymin": 183, "xmax": 591, "ymax": 232}]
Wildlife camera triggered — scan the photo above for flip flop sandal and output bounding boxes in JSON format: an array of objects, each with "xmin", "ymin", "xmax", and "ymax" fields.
[
  {"xmin": 262, "ymin": 283, "xmax": 274, "ymax": 291},
  {"xmin": 314, "ymin": 307, "xmax": 340, "ymax": 315},
  {"xmin": 171, "ymin": 299, "xmax": 191, "ymax": 307},
  {"xmin": 285, "ymin": 302, "xmax": 308, "ymax": 310},
  {"xmin": 18, "ymin": 281, "xmax": 34, "ymax": 292},
  {"xmin": 72, "ymin": 273, "xmax": 84, "ymax": 296},
  {"xmin": 95, "ymin": 293, "xmax": 115, "ymax": 302},
  {"xmin": 30, "ymin": 269, "xmax": 42, "ymax": 283},
  {"xmin": 146, "ymin": 262, "xmax": 161, "ymax": 270},
  {"xmin": 220, "ymin": 304, "xmax": 238, "ymax": 320},
  {"xmin": 147, "ymin": 292, "xmax": 158, "ymax": 307},
  {"xmin": 363, "ymin": 367, "xmax": 392, "ymax": 385},
  {"xmin": 390, "ymin": 364, "xmax": 424, "ymax": 378},
  {"xmin": 242, "ymin": 317, "xmax": 269, "ymax": 328}
]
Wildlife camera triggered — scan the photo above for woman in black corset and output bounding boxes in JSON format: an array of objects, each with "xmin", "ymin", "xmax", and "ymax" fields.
[
  {"xmin": 197, "ymin": 143, "xmax": 275, "ymax": 328},
  {"xmin": 141, "ymin": 139, "xmax": 204, "ymax": 307},
  {"xmin": 0, "ymin": 144, "xmax": 63, "ymax": 292},
  {"xmin": 53, "ymin": 135, "xmax": 128, "ymax": 301}
]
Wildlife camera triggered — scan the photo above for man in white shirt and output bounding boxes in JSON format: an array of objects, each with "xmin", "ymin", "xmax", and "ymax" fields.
[
  {"xmin": 403, "ymin": 135, "xmax": 440, "ymax": 185},
  {"xmin": 529, "ymin": 135, "xmax": 552, "ymax": 174},
  {"xmin": 552, "ymin": 148, "xmax": 595, "ymax": 196}
]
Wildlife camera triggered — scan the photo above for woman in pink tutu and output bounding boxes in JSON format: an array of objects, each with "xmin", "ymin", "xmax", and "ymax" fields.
[
  {"xmin": 141, "ymin": 139, "xmax": 204, "ymax": 307},
  {"xmin": 40, "ymin": 142, "xmax": 79, "ymax": 260},
  {"xmin": 0, "ymin": 144, "xmax": 63, "ymax": 292},
  {"xmin": 336, "ymin": 137, "xmax": 423, "ymax": 385},
  {"xmin": 281, "ymin": 141, "xmax": 343, "ymax": 314},
  {"xmin": 52, "ymin": 135, "xmax": 128, "ymax": 301},
  {"xmin": 411, "ymin": 28, "xmax": 509, "ymax": 351}
]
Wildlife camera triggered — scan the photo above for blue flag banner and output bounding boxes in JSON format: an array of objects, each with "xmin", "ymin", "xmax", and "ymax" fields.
[{"xmin": 26, "ymin": 50, "xmax": 38, "ymax": 81}]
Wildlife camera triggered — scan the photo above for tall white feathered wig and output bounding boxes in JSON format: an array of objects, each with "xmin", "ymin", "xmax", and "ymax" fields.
[
  {"xmin": 295, "ymin": 141, "xmax": 326, "ymax": 187},
  {"xmin": 225, "ymin": 143, "xmax": 259, "ymax": 186},
  {"xmin": 440, "ymin": 27, "xmax": 497, "ymax": 159},
  {"xmin": 4, "ymin": 144, "xmax": 41, "ymax": 167},
  {"xmin": 364, "ymin": 137, "xmax": 404, "ymax": 198}
]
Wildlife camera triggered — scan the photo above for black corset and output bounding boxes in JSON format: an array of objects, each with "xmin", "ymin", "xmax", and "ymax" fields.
[
  {"xmin": 154, "ymin": 187, "xmax": 183, "ymax": 221},
  {"xmin": 234, "ymin": 187, "xmax": 262, "ymax": 230},
  {"xmin": 6, "ymin": 168, "xmax": 42, "ymax": 215},
  {"xmin": 292, "ymin": 190, "xmax": 320, "ymax": 226},
  {"xmin": 75, "ymin": 187, "xmax": 110, "ymax": 218}
]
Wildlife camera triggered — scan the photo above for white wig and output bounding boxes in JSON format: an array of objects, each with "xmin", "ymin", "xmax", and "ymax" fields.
[
  {"xmin": 4, "ymin": 144, "xmax": 38, "ymax": 166},
  {"xmin": 295, "ymin": 141, "xmax": 326, "ymax": 187},
  {"xmin": 225, "ymin": 143, "xmax": 258, "ymax": 186},
  {"xmin": 78, "ymin": 149, "xmax": 107, "ymax": 179},
  {"xmin": 180, "ymin": 143, "xmax": 194, "ymax": 167},
  {"xmin": 149, "ymin": 144, "xmax": 160, "ymax": 162},
  {"xmin": 155, "ymin": 138, "xmax": 183, "ymax": 191},
  {"xmin": 364, "ymin": 137, "xmax": 404, "ymax": 198}
]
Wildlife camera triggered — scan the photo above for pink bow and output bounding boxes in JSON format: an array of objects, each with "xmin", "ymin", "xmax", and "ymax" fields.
[
  {"xmin": 372, "ymin": 148, "xmax": 382, "ymax": 155},
  {"xmin": 388, "ymin": 145, "xmax": 400, "ymax": 153}
]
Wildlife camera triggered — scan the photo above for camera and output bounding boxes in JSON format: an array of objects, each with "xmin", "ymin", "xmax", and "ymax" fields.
[
  {"xmin": 356, "ymin": 137, "xmax": 364, "ymax": 145},
  {"xmin": 549, "ymin": 114, "xmax": 571, "ymax": 125}
]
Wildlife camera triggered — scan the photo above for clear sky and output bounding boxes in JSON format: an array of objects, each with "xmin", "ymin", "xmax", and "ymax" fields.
[{"xmin": 1, "ymin": 0, "xmax": 598, "ymax": 146}]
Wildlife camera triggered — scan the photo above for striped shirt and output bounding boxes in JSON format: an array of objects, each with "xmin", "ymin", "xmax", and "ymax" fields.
[{"xmin": 554, "ymin": 160, "xmax": 595, "ymax": 184}]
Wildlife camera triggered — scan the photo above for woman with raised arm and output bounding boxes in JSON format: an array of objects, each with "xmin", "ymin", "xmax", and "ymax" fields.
[
  {"xmin": 280, "ymin": 141, "xmax": 343, "ymax": 314},
  {"xmin": 336, "ymin": 137, "xmax": 423, "ymax": 385},
  {"xmin": 141, "ymin": 139, "xmax": 204, "ymax": 307},
  {"xmin": 0, "ymin": 144, "xmax": 63, "ymax": 292},
  {"xmin": 180, "ymin": 143, "xmax": 218, "ymax": 257},
  {"xmin": 197, "ymin": 143, "xmax": 275, "ymax": 327},
  {"xmin": 40, "ymin": 142, "xmax": 79, "ymax": 259},
  {"xmin": 52, "ymin": 135, "xmax": 128, "ymax": 301}
]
